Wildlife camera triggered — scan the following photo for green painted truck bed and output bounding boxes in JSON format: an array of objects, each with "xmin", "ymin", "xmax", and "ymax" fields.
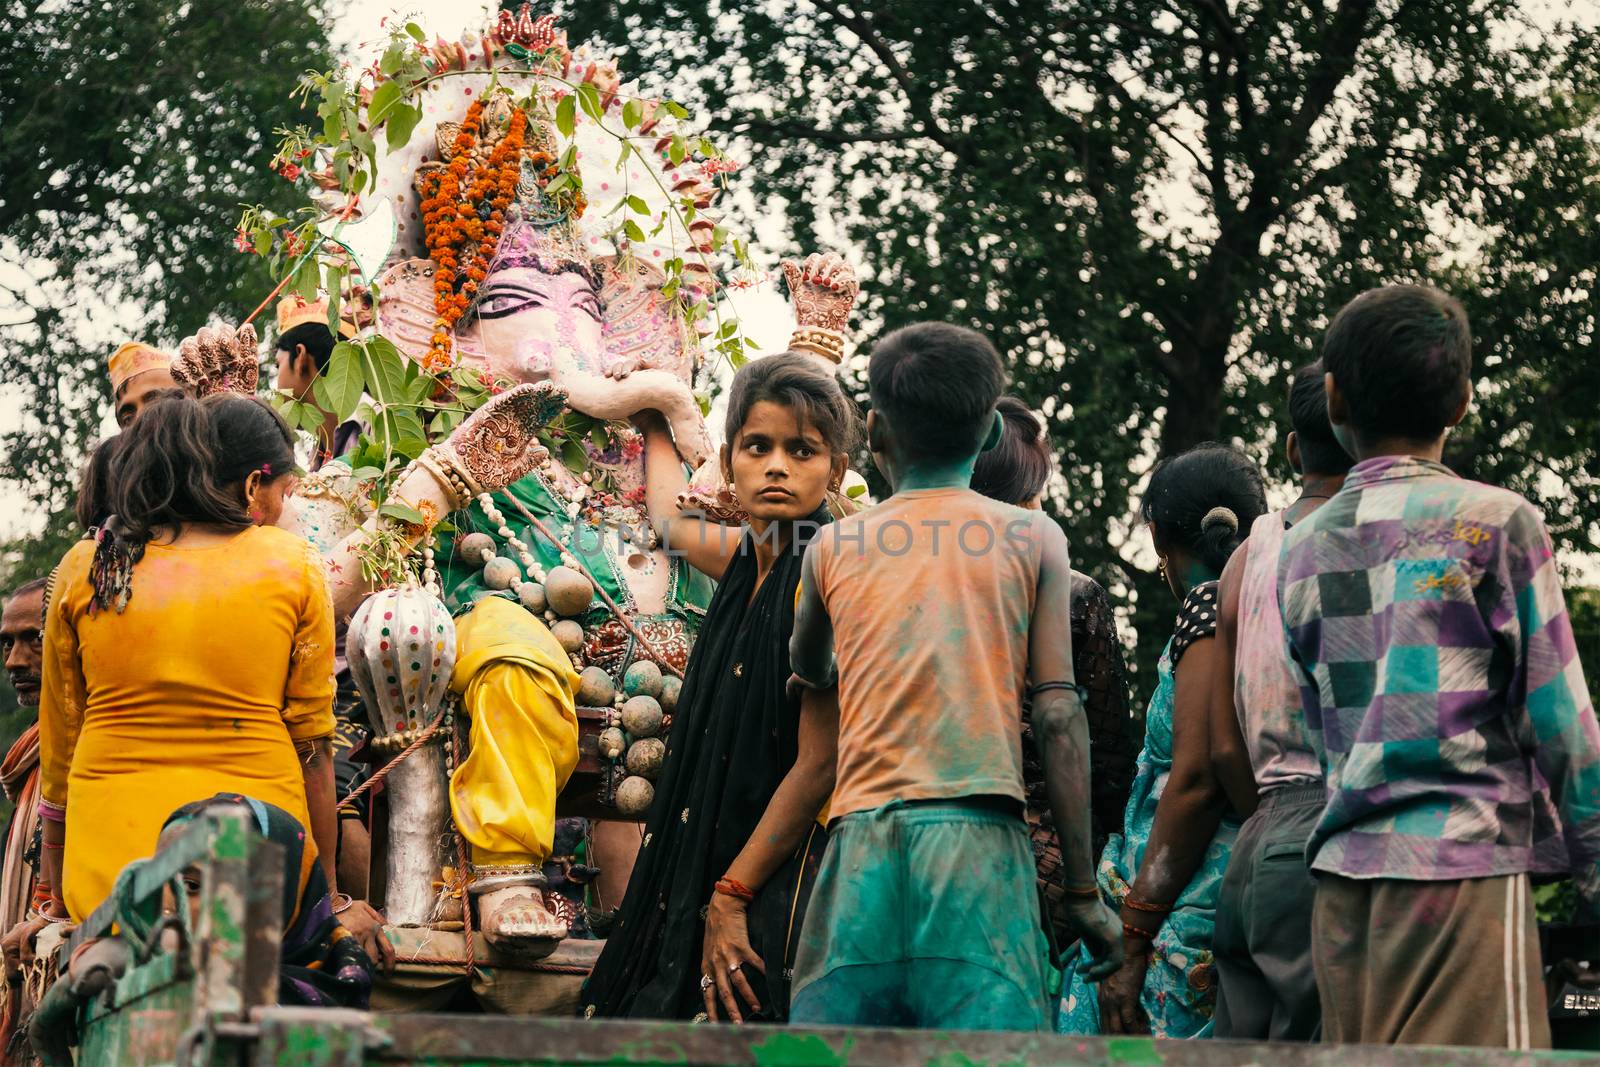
[{"xmin": 60, "ymin": 811, "xmax": 1596, "ymax": 1067}]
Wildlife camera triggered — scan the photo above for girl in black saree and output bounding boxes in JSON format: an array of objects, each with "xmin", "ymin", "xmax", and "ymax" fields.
[{"xmin": 582, "ymin": 353, "xmax": 859, "ymax": 1022}]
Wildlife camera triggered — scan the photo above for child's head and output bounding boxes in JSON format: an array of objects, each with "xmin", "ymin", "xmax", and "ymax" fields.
[
  {"xmin": 1321, "ymin": 284, "xmax": 1471, "ymax": 454},
  {"xmin": 1286, "ymin": 360, "xmax": 1353, "ymax": 478},
  {"xmin": 866, "ymin": 323, "xmax": 1006, "ymax": 477},
  {"xmin": 721, "ymin": 352, "xmax": 859, "ymax": 522},
  {"xmin": 1141, "ymin": 444, "xmax": 1267, "ymax": 594},
  {"xmin": 970, "ymin": 396, "xmax": 1052, "ymax": 509}
]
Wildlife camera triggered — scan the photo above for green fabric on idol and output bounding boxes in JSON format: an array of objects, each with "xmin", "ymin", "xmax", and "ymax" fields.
[{"xmin": 437, "ymin": 471, "xmax": 713, "ymax": 630}]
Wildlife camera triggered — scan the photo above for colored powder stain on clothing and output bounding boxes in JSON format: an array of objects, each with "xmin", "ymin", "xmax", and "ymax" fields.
[
  {"xmin": 790, "ymin": 801, "xmax": 1052, "ymax": 1031},
  {"xmin": 1059, "ymin": 588, "xmax": 1237, "ymax": 1038},
  {"xmin": 811, "ymin": 488, "xmax": 1046, "ymax": 817},
  {"xmin": 40, "ymin": 527, "xmax": 334, "ymax": 922},
  {"xmin": 1277, "ymin": 456, "xmax": 1599, "ymax": 899}
]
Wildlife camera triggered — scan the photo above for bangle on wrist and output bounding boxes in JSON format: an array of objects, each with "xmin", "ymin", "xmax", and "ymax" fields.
[
  {"xmin": 1122, "ymin": 895, "xmax": 1172, "ymax": 915},
  {"xmin": 418, "ymin": 447, "xmax": 478, "ymax": 510},
  {"xmin": 331, "ymin": 892, "xmax": 355, "ymax": 915},
  {"xmin": 1062, "ymin": 883, "xmax": 1100, "ymax": 900},
  {"xmin": 789, "ymin": 327, "xmax": 845, "ymax": 365},
  {"xmin": 714, "ymin": 876, "xmax": 755, "ymax": 903},
  {"xmin": 30, "ymin": 901, "xmax": 68, "ymax": 923},
  {"xmin": 1122, "ymin": 921, "xmax": 1155, "ymax": 944},
  {"xmin": 790, "ymin": 667, "xmax": 838, "ymax": 692}
]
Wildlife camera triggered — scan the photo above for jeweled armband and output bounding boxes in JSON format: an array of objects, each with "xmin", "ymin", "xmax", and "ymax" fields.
[{"xmin": 789, "ymin": 327, "xmax": 844, "ymax": 365}]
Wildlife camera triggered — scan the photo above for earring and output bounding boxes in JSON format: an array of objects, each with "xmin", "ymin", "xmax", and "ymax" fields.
[{"xmin": 1157, "ymin": 556, "xmax": 1169, "ymax": 582}]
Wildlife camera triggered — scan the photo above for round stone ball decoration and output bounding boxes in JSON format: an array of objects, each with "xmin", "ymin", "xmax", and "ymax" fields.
[
  {"xmin": 625, "ymin": 737, "xmax": 665, "ymax": 779},
  {"xmin": 516, "ymin": 581, "xmax": 548, "ymax": 615},
  {"xmin": 658, "ymin": 674, "xmax": 682, "ymax": 713},
  {"xmin": 482, "ymin": 556, "xmax": 520, "ymax": 591},
  {"xmin": 577, "ymin": 665, "xmax": 616, "ymax": 707},
  {"xmin": 622, "ymin": 659, "xmax": 663, "ymax": 699},
  {"xmin": 597, "ymin": 726, "xmax": 627, "ymax": 759},
  {"xmin": 551, "ymin": 619, "xmax": 586, "ymax": 653},
  {"xmin": 619, "ymin": 694, "xmax": 664, "ymax": 738},
  {"xmin": 457, "ymin": 532, "xmax": 496, "ymax": 567},
  {"xmin": 614, "ymin": 775, "xmax": 655, "ymax": 816},
  {"xmin": 544, "ymin": 565, "xmax": 594, "ymax": 617}
]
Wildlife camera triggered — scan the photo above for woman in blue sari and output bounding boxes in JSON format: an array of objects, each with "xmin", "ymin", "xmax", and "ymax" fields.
[{"xmin": 1059, "ymin": 445, "xmax": 1265, "ymax": 1037}]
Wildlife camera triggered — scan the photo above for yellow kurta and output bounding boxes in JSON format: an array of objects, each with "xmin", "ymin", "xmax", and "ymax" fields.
[{"xmin": 41, "ymin": 527, "xmax": 335, "ymax": 922}]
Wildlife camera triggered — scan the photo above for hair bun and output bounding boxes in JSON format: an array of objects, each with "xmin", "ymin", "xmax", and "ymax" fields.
[{"xmin": 1201, "ymin": 506, "xmax": 1239, "ymax": 534}]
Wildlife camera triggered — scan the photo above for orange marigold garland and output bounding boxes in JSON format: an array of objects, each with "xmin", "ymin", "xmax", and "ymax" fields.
[{"xmin": 419, "ymin": 98, "xmax": 528, "ymax": 372}]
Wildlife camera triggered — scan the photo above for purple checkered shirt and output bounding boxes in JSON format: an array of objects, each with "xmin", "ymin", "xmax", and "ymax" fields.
[{"xmin": 1278, "ymin": 455, "xmax": 1600, "ymax": 910}]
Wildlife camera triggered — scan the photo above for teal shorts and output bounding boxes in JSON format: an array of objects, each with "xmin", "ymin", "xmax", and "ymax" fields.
[{"xmin": 789, "ymin": 799, "xmax": 1052, "ymax": 1031}]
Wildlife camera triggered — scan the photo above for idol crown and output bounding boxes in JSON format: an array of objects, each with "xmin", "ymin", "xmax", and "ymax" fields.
[{"xmin": 494, "ymin": 4, "xmax": 558, "ymax": 52}]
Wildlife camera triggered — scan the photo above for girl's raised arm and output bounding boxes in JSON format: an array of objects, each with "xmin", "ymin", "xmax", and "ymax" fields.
[{"xmin": 637, "ymin": 410, "xmax": 742, "ymax": 580}]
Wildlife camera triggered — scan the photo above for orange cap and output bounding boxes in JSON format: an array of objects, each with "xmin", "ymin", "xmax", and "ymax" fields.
[
  {"xmin": 107, "ymin": 342, "xmax": 172, "ymax": 396},
  {"xmin": 277, "ymin": 295, "xmax": 358, "ymax": 338}
]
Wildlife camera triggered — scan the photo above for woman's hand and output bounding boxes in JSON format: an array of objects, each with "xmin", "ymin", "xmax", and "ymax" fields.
[
  {"xmin": 700, "ymin": 892, "xmax": 764, "ymax": 1023},
  {"xmin": 1, "ymin": 915, "xmax": 53, "ymax": 980},
  {"xmin": 781, "ymin": 252, "xmax": 859, "ymax": 333},
  {"xmin": 1097, "ymin": 943, "xmax": 1151, "ymax": 1035},
  {"xmin": 338, "ymin": 898, "xmax": 396, "ymax": 973},
  {"xmin": 439, "ymin": 381, "xmax": 565, "ymax": 496},
  {"xmin": 172, "ymin": 322, "xmax": 260, "ymax": 397}
]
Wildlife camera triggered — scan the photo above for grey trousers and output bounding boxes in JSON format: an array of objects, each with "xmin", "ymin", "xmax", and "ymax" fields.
[{"xmin": 1212, "ymin": 782, "xmax": 1324, "ymax": 1041}]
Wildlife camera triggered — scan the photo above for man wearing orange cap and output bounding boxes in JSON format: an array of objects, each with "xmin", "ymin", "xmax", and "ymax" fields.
[
  {"xmin": 107, "ymin": 342, "xmax": 179, "ymax": 428},
  {"xmin": 275, "ymin": 296, "xmax": 362, "ymax": 471}
]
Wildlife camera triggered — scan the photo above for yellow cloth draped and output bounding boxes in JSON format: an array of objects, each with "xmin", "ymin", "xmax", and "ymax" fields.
[
  {"xmin": 448, "ymin": 597, "xmax": 580, "ymax": 870},
  {"xmin": 41, "ymin": 530, "xmax": 335, "ymax": 922}
]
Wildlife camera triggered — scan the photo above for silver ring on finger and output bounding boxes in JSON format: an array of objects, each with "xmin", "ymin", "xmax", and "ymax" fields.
[
  {"xmin": 700, "ymin": 973, "xmax": 713, "ymax": 991},
  {"xmin": 728, "ymin": 962, "xmax": 741, "ymax": 974}
]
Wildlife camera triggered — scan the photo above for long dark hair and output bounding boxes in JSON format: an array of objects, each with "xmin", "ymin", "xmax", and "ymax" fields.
[
  {"xmin": 723, "ymin": 352, "xmax": 860, "ymax": 455},
  {"xmin": 90, "ymin": 394, "xmax": 296, "ymax": 613},
  {"xmin": 970, "ymin": 396, "xmax": 1052, "ymax": 507},
  {"xmin": 1141, "ymin": 443, "xmax": 1267, "ymax": 576},
  {"xmin": 76, "ymin": 436, "xmax": 123, "ymax": 533}
]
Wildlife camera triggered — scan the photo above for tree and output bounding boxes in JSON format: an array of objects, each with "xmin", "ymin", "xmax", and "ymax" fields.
[
  {"xmin": 0, "ymin": 0, "xmax": 334, "ymax": 585},
  {"xmin": 558, "ymin": 0, "xmax": 1600, "ymax": 678}
]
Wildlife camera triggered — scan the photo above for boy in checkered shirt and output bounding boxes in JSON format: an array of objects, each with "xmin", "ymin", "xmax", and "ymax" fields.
[{"xmin": 1278, "ymin": 285, "xmax": 1599, "ymax": 1048}]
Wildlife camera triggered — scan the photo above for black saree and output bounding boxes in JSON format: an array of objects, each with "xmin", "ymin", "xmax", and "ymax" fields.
[{"xmin": 581, "ymin": 508, "xmax": 830, "ymax": 1021}]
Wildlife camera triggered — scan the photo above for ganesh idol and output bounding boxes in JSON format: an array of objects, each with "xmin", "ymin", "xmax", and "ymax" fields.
[{"xmin": 172, "ymin": 9, "xmax": 860, "ymax": 959}]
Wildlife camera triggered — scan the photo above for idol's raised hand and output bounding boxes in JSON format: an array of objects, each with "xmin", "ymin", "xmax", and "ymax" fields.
[
  {"xmin": 437, "ymin": 380, "xmax": 566, "ymax": 497},
  {"xmin": 781, "ymin": 251, "xmax": 859, "ymax": 333},
  {"xmin": 172, "ymin": 322, "xmax": 260, "ymax": 397}
]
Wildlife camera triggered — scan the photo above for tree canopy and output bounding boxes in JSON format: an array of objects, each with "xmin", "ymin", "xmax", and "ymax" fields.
[
  {"xmin": 559, "ymin": 0, "xmax": 1600, "ymax": 676},
  {"xmin": 0, "ymin": 0, "xmax": 334, "ymax": 587}
]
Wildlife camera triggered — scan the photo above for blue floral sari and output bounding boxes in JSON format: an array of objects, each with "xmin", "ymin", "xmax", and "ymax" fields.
[{"xmin": 1057, "ymin": 625, "xmax": 1238, "ymax": 1038}]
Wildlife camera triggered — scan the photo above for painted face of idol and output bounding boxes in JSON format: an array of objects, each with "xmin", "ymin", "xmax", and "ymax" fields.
[{"xmin": 461, "ymin": 258, "xmax": 604, "ymax": 385}]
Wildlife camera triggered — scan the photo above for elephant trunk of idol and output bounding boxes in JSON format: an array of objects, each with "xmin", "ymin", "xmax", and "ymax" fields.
[{"xmin": 550, "ymin": 351, "xmax": 713, "ymax": 468}]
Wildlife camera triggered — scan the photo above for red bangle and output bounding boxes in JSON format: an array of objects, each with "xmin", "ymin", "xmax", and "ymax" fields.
[
  {"xmin": 1122, "ymin": 895, "xmax": 1172, "ymax": 915},
  {"xmin": 1062, "ymin": 883, "xmax": 1100, "ymax": 899},
  {"xmin": 1122, "ymin": 921, "xmax": 1156, "ymax": 943},
  {"xmin": 714, "ymin": 877, "xmax": 755, "ymax": 903}
]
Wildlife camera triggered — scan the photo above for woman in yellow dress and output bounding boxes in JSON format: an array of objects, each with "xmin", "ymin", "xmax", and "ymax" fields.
[{"xmin": 37, "ymin": 394, "xmax": 383, "ymax": 963}]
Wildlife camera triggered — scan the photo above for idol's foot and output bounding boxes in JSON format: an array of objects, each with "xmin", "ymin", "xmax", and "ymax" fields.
[{"xmin": 477, "ymin": 884, "xmax": 567, "ymax": 959}]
